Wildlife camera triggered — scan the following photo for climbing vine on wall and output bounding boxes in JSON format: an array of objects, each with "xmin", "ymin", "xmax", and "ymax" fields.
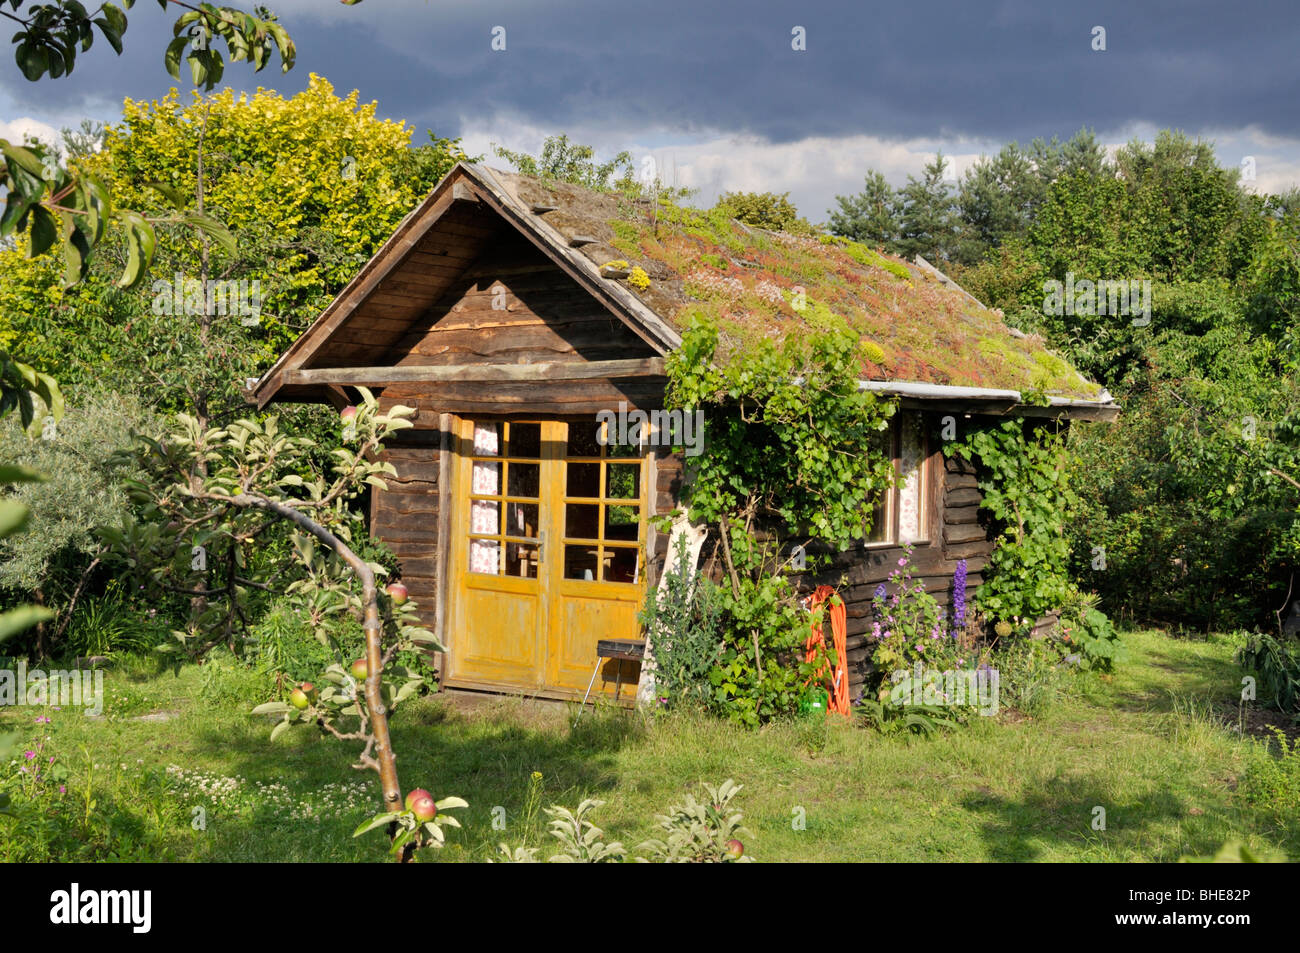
[
  {"xmin": 951, "ymin": 418, "xmax": 1076, "ymax": 630},
  {"xmin": 658, "ymin": 312, "xmax": 896, "ymax": 723}
]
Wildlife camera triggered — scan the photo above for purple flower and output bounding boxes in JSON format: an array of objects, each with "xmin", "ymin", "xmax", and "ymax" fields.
[
  {"xmin": 897, "ymin": 557, "xmax": 907, "ymax": 567},
  {"xmin": 34, "ymin": 716, "xmax": 50, "ymax": 724},
  {"xmin": 59, "ymin": 785, "xmax": 66, "ymax": 794},
  {"xmin": 23, "ymin": 750, "xmax": 35, "ymax": 760},
  {"xmin": 952, "ymin": 559, "xmax": 968, "ymax": 637},
  {"xmin": 874, "ymin": 583, "xmax": 887, "ymax": 601}
]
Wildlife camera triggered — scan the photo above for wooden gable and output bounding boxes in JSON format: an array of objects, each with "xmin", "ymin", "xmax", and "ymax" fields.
[{"xmin": 250, "ymin": 166, "xmax": 674, "ymax": 415}]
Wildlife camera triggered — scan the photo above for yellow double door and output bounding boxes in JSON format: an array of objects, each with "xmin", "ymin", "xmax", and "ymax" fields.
[{"xmin": 446, "ymin": 417, "xmax": 647, "ymax": 699}]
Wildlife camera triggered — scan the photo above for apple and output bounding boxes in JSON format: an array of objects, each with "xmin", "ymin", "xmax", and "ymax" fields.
[
  {"xmin": 405, "ymin": 788, "xmax": 437, "ymax": 821},
  {"xmin": 386, "ymin": 582, "xmax": 408, "ymax": 606},
  {"xmin": 350, "ymin": 658, "xmax": 368, "ymax": 681},
  {"xmin": 340, "ymin": 405, "xmax": 358, "ymax": 422},
  {"xmin": 300, "ymin": 681, "xmax": 316, "ymax": 700},
  {"xmin": 289, "ymin": 688, "xmax": 310, "ymax": 710},
  {"xmin": 724, "ymin": 839, "xmax": 744, "ymax": 860}
]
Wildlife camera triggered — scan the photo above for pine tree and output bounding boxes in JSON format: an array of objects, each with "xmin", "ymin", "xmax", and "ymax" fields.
[
  {"xmin": 896, "ymin": 153, "xmax": 957, "ymax": 262},
  {"xmin": 827, "ymin": 170, "xmax": 902, "ymax": 250}
]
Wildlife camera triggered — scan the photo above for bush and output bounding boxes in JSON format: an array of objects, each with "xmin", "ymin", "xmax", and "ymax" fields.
[
  {"xmin": 63, "ymin": 579, "xmax": 173, "ymax": 659},
  {"xmin": 0, "ymin": 387, "xmax": 154, "ymax": 648},
  {"xmin": 1236, "ymin": 631, "xmax": 1300, "ymax": 713},
  {"xmin": 994, "ymin": 638, "xmax": 1072, "ymax": 717},
  {"xmin": 1239, "ymin": 728, "xmax": 1300, "ymax": 823},
  {"xmin": 639, "ymin": 533, "xmax": 721, "ymax": 710},
  {"xmin": 249, "ymin": 600, "xmax": 364, "ymax": 686}
]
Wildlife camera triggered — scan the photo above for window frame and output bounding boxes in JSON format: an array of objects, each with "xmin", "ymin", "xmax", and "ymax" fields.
[{"xmin": 866, "ymin": 411, "xmax": 930, "ymax": 548}]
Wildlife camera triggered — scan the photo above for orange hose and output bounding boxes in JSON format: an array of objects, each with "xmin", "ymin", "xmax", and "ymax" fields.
[{"xmin": 805, "ymin": 584, "xmax": 850, "ymax": 716}]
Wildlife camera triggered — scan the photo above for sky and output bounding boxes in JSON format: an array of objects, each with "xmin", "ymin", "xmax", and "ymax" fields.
[{"xmin": 3, "ymin": 0, "xmax": 1299, "ymax": 220}]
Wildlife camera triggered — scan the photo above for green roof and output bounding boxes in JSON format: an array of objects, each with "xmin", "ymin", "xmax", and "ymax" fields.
[{"xmin": 484, "ymin": 166, "xmax": 1103, "ymax": 400}]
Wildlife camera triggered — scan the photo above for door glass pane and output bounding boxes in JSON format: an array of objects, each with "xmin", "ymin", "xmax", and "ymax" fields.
[
  {"xmin": 506, "ymin": 502, "xmax": 538, "ymax": 539},
  {"xmin": 606, "ymin": 463, "xmax": 640, "ymax": 500},
  {"xmin": 471, "ymin": 460, "xmax": 501, "ymax": 495},
  {"xmin": 505, "ymin": 541, "xmax": 539, "ymax": 578},
  {"xmin": 604, "ymin": 505, "xmax": 639, "ymax": 541},
  {"xmin": 509, "ymin": 422, "xmax": 541, "ymax": 459},
  {"xmin": 473, "ymin": 422, "xmax": 502, "ymax": 456},
  {"xmin": 565, "ymin": 503, "xmax": 599, "ymax": 540},
  {"xmin": 564, "ymin": 545, "xmax": 599, "ymax": 581},
  {"xmin": 605, "ymin": 546, "xmax": 640, "ymax": 583},
  {"xmin": 469, "ymin": 538, "xmax": 500, "ymax": 575},
  {"xmin": 566, "ymin": 462, "xmax": 600, "ymax": 498},
  {"xmin": 867, "ymin": 496, "xmax": 891, "ymax": 543},
  {"xmin": 507, "ymin": 461, "xmax": 540, "ymax": 498},
  {"xmin": 566, "ymin": 423, "xmax": 602, "ymax": 458},
  {"xmin": 470, "ymin": 498, "xmax": 500, "ymax": 535}
]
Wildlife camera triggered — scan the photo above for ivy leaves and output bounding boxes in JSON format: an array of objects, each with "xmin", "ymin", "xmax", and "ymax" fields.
[
  {"xmin": 953, "ymin": 419, "xmax": 1077, "ymax": 628},
  {"xmin": 667, "ymin": 312, "xmax": 896, "ymax": 550},
  {"xmin": 9, "ymin": 1, "xmax": 294, "ymax": 90}
]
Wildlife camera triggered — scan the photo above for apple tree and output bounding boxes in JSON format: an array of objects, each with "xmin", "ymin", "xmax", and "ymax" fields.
[{"xmin": 104, "ymin": 392, "xmax": 465, "ymax": 858}]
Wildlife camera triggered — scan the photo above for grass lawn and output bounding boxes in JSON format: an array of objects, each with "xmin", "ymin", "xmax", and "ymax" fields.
[{"xmin": 2, "ymin": 628, "xmax": 1296, "ymax": 862}]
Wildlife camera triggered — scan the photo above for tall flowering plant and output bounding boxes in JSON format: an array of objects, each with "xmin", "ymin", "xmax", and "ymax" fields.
[
  {"xmin": 867, "ymin": 545, "xmax": 949, "ymax": 676},
  {"xmin": 951, "ymin": 559, "xmax": 968, "ymax": 639}
]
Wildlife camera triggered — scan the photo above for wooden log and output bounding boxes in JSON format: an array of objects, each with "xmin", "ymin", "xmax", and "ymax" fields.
[
  {"xmin": 945, "ymin": 487, "xmax": 982, "ymax": 507},
  {"xmin": 945, "ymin": 454, "xmax": 977, "ymax": 475},
  {"xmin": 945, "ymin": 540, "xmax": 994, "ymax": 560},
  {"xmin": 943, "ymin": 522, "xmax": 988, "ymax": 544},
  {"xmin": 286, "ymin": 358, "xmax": 666, "ymax": 387},
  {"xmin": 944, "ymin": 504, "xmax": 981, "ymax": 525}
]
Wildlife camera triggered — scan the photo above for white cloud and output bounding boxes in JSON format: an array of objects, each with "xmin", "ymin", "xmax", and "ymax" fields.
[
  {"xmin": 0, "ymin": 116, "xmax": 60, "ymax": 149},
  {"xmin": 459, "ymin": 115, "xmax": 1300, "ymax": 220}
]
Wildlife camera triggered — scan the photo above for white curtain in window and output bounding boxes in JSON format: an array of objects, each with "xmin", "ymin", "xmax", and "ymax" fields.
[
  {"xmin": 469, "ymin": 423, "xmax": 501, "ymax": 574},
  {"xmin": 898, "ymin": 412, "xmax": 925, "ymax": 542}
]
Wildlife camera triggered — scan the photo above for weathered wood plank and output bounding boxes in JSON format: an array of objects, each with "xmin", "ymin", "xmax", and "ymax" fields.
[
  {"xmin": 944, "ymin": 504, "xmax": 981, "ymax": 525},
  {"xmin": 945, "ymin": 487, "xmax": 982, "ymax": 507},
  {"xmin": 943, "ymin": 522, "xmax": 988, "ymax": 544},
  {"xmin": 287, "ymin": 358, "xmax": 665, "ymax": 387}
]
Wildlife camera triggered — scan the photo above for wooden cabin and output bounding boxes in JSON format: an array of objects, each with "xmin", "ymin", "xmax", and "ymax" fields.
[{"xmin": 249, "ymin": 162, "xmax": 1117, "ymax": 704}]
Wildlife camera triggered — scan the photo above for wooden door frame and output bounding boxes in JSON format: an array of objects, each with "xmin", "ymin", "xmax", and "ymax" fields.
[{"xmin": 442, "ymin": 413, "xmax": 649, "ymax": 700}]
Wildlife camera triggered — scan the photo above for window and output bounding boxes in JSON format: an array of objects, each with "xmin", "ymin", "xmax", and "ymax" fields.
[
  {"xmin": 561, "ymin": 420, "xmax": 644, "ymax": 585},
  {"xmin": 867, "ymin": 411, "xmax": 929, "ymax": 545},
  {"xmin": 467, "ymin": 421, "xmax": 542, "ymax": 578}
]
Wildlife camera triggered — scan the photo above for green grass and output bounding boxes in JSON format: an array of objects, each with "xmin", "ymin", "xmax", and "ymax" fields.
[{"xmin": 1, "ymin": 630, "xmax": 1295, "ymax": 862}]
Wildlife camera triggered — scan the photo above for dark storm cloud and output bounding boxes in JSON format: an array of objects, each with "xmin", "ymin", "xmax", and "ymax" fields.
[{"xmin": 4, "ymin": 0, "xmax": 1296, "ymax": 145}]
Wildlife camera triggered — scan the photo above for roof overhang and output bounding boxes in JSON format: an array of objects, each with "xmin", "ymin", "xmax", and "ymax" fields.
[{"xmin": 857, "ymin": 380, "xmax": 1119, "ymax": 421}]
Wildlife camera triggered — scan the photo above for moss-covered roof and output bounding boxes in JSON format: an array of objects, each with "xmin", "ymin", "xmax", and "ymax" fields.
[{"xmin": 481, "ymin": 165, "xmax": 1103, "ymax": 401}]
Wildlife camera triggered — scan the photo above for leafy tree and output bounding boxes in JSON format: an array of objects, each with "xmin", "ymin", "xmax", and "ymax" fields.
[
  {"xmin": 712, "ymin": 190, "xmax": 812, "ymax": 234},
  {"xmin": 493, "ymin": 134, "xmax": 633, "ymax": 191},
  {"xmin": 1, "ymin": 1, "xmax": 295, "ymax": 287},
  {"xmin": 105, "ymin": 393, "xmax": 457, "ymax": 853},
  {"xmin": 5, "ymin": 1, "xmax": 294, "ymax": 88},
  {"xmin": 0, "ymin": 387, "xmax": 151, "ymax": 656},
  {"xmin": 3, "ymin": 77, "xmax": 470, "ymax": 423},
  {"xmin": 1029, "ymin": 128, "xmax": 1106, "ymax": 183}
]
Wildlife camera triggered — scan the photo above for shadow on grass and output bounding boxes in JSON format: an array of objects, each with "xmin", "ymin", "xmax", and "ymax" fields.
[
  {"xmin": 180, "ymin": 695, "xmax": 647, "ymax": 860},
  {"xmin": 960, "ymin": 775, "xmax": 1217, "ymax": 861},
  {"xmin": 1109, "ymin": 634, "xmax": 1243, "ymax": 715}
]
